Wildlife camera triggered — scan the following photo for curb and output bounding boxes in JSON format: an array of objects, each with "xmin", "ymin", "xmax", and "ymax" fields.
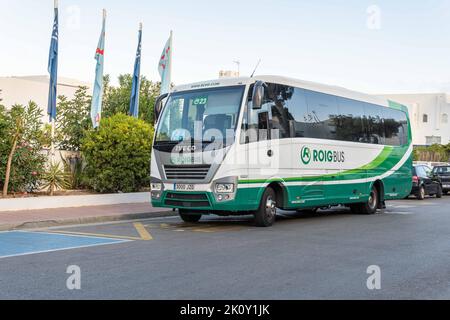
[{"xmin": 0, "ymin": 210, "xmax": 177, "ymax": 231}]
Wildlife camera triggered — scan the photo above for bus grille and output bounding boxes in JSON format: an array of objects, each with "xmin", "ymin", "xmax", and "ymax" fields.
[
  {"xmin": 165, "ymin": 193, "xmax": 209, "ymax": 201},
  {"xmin": 164, "ymin": 192, "xmax": 211, "ymax": 208},
  {"xmin": 164, "ymin": 165, "xmax": 210, "ymax": 180}
]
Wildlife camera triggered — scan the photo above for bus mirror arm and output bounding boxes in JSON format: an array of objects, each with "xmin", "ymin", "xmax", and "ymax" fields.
[{"xmin": 154, "ymin": 93, "xmax": 169, "ymax": 123}]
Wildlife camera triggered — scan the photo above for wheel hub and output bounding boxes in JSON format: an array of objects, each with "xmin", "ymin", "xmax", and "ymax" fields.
[{"xmin": 265, "ymin": 196, "xmax": 276, "ymax": 219}]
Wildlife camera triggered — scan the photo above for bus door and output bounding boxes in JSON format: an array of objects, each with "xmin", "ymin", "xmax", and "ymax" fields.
[{"xmin": 246, "ymin": 101, "xmax": 274, "ymax": 200}]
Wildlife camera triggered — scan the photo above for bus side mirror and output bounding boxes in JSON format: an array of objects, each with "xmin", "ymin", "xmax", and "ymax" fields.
[
  {"xmin": 252, "ymin": 81, "xmax": 266, "ymax": 110},
  {"xmin": 154, "ymin": 93, "xmax": 169, "ymax": 122}
]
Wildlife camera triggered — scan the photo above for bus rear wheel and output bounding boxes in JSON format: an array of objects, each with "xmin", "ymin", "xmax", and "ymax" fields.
[
  {"xmin": 179, "ymin": 209, "xmax": 202, "ymax": 223},
  {"xmin": 254, "ymin": 188, "xmax": 277, "ymax": 227},
  {"xmin": 351, "ymin": 185, "xmax": 379, "ymax": 215}
]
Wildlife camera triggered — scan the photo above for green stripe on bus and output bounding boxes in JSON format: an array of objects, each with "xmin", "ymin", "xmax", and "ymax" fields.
[{"xmin": 239, "ymin": 145, "xmax": 405, "ymax": 185}]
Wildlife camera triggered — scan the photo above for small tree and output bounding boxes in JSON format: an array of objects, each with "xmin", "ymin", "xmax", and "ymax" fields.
[
  {"xmin": 1, "ymin": 102, "xmax": 47, "ymax": 196},
  {"xmin": 102, "ymin": 74, "xmax": 160, "ymax": 124},
  {"xmin": 81, "ymin": 114, "xmax": 153, "ymax": 193},
  {"xmin": 57, "ymin": 86, "xmax": 91, "ymax": 151}
]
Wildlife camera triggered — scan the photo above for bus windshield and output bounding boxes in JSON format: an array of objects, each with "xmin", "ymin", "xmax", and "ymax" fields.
[{"xmin": 155, "ymin": 86, "xmax": 245, "ymax": 146}]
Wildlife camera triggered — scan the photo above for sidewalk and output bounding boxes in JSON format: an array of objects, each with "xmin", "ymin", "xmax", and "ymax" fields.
[{"xmin": 0, "ymin": 203, "xmax": 174, "ymax": 231}]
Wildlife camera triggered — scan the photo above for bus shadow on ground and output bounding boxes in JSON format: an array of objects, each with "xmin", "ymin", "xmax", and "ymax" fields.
[{"xmin": 168, "ymin": 207, "xmax": 355, "ymax": 230}]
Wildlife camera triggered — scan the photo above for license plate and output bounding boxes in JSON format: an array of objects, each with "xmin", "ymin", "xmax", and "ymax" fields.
[
  {"xmin": 174, "ymin": 184, "xmax": 195, "ymax": 191},
  {"xmin": 443, "ymin": 184, "xmax": 450, "ymax": 188}
]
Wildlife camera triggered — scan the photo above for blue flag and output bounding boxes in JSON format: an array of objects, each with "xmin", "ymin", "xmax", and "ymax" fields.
[
  {"xmin": 47, "ymin": 4, "xmax": 58, "ymax": 122},
  {"xmin": 158, "ymin": 31, "xmax": 173, "ymax": 95},
  {"xmin": 129, "ymin": 25, "xmax": 142, "ymax": 118},
  {"xmin": 91, "ymin": 11, "xmax": 106, "ymax": 128}
]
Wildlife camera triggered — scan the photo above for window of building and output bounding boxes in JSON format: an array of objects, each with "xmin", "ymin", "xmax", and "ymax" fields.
[
  {"xmin": 425, "ymin": 136, "xmax": 441, "ymax": 145},
  {"xmin": 442, "ymin": 113, "xmax": 448, "ymax": 124},
  {"xmin": 423, "ymin": 114, "xmax": 428, "ymax": 123}
]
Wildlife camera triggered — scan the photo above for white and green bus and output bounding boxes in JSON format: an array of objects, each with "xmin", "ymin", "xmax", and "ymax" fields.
[{"xmin": 150, "ymin": 76, "xmax": 413, "ymax": 227}]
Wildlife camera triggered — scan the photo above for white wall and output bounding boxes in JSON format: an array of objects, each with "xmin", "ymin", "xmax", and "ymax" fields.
[
  {"xmin": 380, "ymin": 93, "xmax": 450, "ymax": 146},
  {"xmin": 0, "ymin": 75, "xmax": 91, "ymax": 124}
]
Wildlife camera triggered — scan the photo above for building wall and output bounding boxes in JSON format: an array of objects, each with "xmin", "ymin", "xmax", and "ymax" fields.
[
  {"xmin": 0, "ymin": 75, "xmax": 91, "ymax": 124},
  {"xmin": 380, "ymin": 93, "xmax": 450, "ymax": 146}
]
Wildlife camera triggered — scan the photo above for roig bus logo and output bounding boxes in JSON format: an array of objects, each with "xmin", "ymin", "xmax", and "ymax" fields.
[
  {"xmin": 300, "ymin": 146, "xmax": 345, "ymax": 165},
  {"xmin": 301, "ymin": 146, "xmax": 312, "ymax": 165}
]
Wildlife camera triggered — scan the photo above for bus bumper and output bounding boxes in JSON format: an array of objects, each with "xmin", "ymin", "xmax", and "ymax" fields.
[{"xmin": 151, "ymin": 188, "xmax": 260, "ymax": 213}]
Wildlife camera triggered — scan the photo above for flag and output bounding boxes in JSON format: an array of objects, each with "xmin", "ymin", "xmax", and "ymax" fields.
[
  {"xmin": 47, "ymin": 2, "xmax": 59, "ymax": 122},
  {"xmin": 129, "ymin": 24, "xmax": 142, "ymax": 118},
  {"xmin": 91, "ymin": 10, "xmax": 106, "ymax": 128},
  {"xmin": 158, "ymin": 31, "xmax": 172, "ymax": 95}
]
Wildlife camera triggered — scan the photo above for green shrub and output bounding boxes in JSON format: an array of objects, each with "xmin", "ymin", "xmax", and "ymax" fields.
[
  {"xmin": 41, "ymin": 162, "xmax": 71, "ymax": 196},
  {"xmin": 1, "ymin": 102, "xmax": 47, "ymax": 194},
  {"xmin": 81, "ymin": 114, "xmax": 153, "ymax": 193}
]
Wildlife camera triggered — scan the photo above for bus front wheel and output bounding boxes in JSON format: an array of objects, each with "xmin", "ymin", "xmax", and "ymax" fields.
[
  {"xmin": 179, "ymin": 209, "xmax": 202, "ymax": 223},
  {"xmin": 254, "ymin": 188, "xmax": 277, "ymax": 227}
]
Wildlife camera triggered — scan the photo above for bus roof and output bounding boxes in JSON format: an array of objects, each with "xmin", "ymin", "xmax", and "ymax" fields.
[{"xmin": 172, "ymin": 75, "xmax": 391, "ymax": 108}]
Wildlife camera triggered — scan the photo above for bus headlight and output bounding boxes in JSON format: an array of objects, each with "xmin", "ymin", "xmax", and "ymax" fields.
[
  {"xmin": 213, "ymin": 177, "xmax": 237, "ymax": 202},
  {"xmin": 150, "ymin": 178, "xmax": 163, "ymax": 200},
  {"xmin": 151, "ymin": 183, "xmax": 163, "ymax": 191},
  {"xmin": 215, "ymin": 183, "xmax": 235, "ymax": 194}
]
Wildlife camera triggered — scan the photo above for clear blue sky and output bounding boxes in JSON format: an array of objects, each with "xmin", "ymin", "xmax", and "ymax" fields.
[{"xmin": 1, "ymin": 0, "xmax": 450, "ymax": 93}]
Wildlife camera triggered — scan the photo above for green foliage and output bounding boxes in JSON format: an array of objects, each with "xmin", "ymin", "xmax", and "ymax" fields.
[
  {"xmin": 57, "ymin": 86, "xmax": 92, "ymax": 151},
  {"xmin": 62, "ymin": 154, "xmax": 84, "ymax": 190},
  {"xmin": 81, "ymin": 114, "xmax": 153, "ymax": 193},
  {"xmin": 0, "ymin": 102, "xmax": 47, "ymax": 193},
  {"xmin": 414, "ymin": 144, "xmax": 450, "ymax": 162},
  {"xmin": 41, "ymin": 162, "xmax": 71, "ymax": 196},
  {"xmin": 103, "ymin": 74, "xmax": 160, "ymax": 124}
]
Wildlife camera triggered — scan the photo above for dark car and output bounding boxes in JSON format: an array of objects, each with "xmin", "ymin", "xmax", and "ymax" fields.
[
  {"xmin": 410, "ymin": 165, "xmax": 442, "ymax": 200},
  {"xmin": 432, "ymin": 165, "xmax": 450, "ymax": 195}
]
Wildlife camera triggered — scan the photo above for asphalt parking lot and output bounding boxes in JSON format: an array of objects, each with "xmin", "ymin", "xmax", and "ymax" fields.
[{"xmin": 0, "ymin": 195, "xmax": 449, "ymax": 299}]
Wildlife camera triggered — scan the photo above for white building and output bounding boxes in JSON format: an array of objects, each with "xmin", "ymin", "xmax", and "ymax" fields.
[
  {"xmin": 0, "ymin": 75, "xmax": 91, "ymax": 123},
  {"xmin": 380, "ymin": 93, "xmax": 450, "ymax": 146}
]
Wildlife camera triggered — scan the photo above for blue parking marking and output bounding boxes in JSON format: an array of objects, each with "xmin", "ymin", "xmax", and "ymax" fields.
[{"xmin": 0, "ymin": 231, "xmax": 130, "ymax": 259}]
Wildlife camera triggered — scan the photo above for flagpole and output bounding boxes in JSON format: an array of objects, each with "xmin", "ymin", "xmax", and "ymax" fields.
[{"xmin": 51, "ymin": 0, "xmax": 58, "ymax": 164}]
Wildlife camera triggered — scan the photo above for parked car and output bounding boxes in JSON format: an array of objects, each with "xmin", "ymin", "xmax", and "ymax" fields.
[
  {"xmin": 410, "ymin": 165, "xmax": 442, "ymax": 200},
  {"xmin": 432, "ymin": 165, "xmax": 450, "ymax": 195}
]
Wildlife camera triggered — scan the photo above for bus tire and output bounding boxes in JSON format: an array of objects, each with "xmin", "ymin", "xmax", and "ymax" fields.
[
  {"xmin": 352, "ymin": 185, "xmax": 379, "ymax": 215},
  {"xmin": 254, "ymin": 187, "xmax": 277, "ymax": 227},
  {"xmin": 179, "ymin": 209, "xmax": 202, "ymax": 223}
]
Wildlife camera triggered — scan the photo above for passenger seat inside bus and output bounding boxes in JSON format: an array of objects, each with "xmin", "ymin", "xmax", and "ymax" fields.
[{"xmin": 203, "ymin": 114, "xmax": 232, "ymax": 140}]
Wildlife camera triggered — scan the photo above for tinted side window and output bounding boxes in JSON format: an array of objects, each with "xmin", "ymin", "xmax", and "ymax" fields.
[
  {"xmin": 336, "ymin": 98, "xmax": 367, "ymax": 143},
  {"xmin": 243, "ymin": 84, "xmax": 273, "ymax": 143},
  {"xmin": 364, "ymin": 103, "xmax": 385, "ymax": 145},
  {"xmin": 304, "ymin": 90, "xmax": 339, "ymax": 140},
  {"xmin": 383, "ymin": 108, "xmax": 405, "ymax": 146},
  {"xmin": 285, "ymin": 87, "xmax": 308, "ymax": 138},
  {"xmin": 383, "ymin": 108, "xmax": 403, "ymax": 146},
  {"xmin": 265, "ymin": 84, "xmax": 293, "ymax": 140}
]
